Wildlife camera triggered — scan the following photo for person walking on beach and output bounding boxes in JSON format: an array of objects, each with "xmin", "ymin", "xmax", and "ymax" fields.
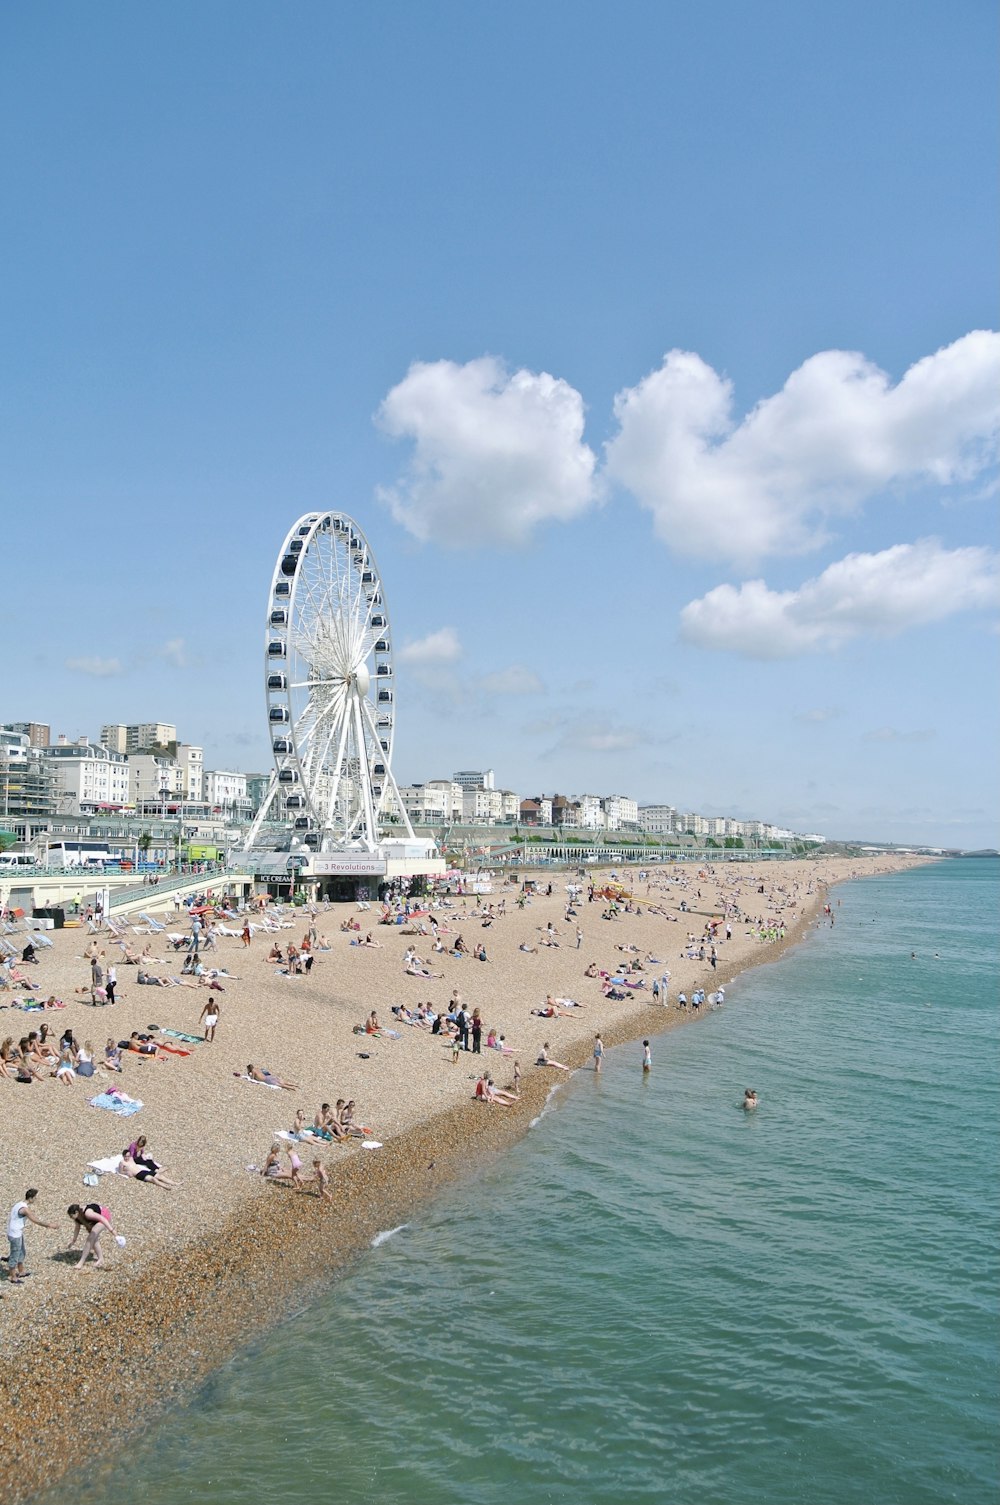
[
  {"xmin": 593, "ymin": 1034, "xmax": 605, "ymax": 1074},
  {"xmin": 105, "ymin": 964, "xmax": 117, "ymax": 1005},
  {"xmin": 642, "ymin": 1041, "xmax": 652, "ymax": 1073},
  {"xmin": 6, "ymin": 1190, "xmax": 57, "ymax": 1287},
  {"xmin": 241, "ymin": 919, "xmax": 252, "ymax": 948},
  {"xmin": 199, "ymin": 997, "xmax": 221, "ymax": 1042}
]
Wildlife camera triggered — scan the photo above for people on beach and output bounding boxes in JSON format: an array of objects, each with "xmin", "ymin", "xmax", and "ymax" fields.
[
  {"xmin": 593, "ymin": 1034, "xmax": 604, "ymax": 1073},
  {"xmin": 66, "ymin": 1203, "xmax": 117, "ymax": 1270},
  {"xmin": 536, "ymin": 1042, "xmax": 570, "ymax": 1071},
  {"xmin": 6, "ymin": 1189, "xmax": 57, "ymax": 1286},
  {"xmin": 245, "ymin": 1064, "xmax": 299, "ymax": 1090},
  {"xmin": 199, "ymin": 997, "xmax": 221, "ymax": 1042}
]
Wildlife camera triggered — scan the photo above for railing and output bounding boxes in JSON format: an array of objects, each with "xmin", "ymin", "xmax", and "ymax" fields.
[{"xmin": 108, "ymin": 869, "xmax": 252, "ymax": 908}]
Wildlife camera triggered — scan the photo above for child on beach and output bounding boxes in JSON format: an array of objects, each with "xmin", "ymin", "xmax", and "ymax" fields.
[{"xmin": 311, "ymin": 1160, "xmax": 333, "ymax": 1203}]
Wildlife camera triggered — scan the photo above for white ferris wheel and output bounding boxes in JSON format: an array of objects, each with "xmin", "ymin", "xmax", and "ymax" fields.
[{"xmin": 244, "ymin": 512, "xmax": 416, "ymax": 854}]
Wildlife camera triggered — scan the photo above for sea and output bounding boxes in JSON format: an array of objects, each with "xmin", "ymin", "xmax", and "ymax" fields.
[{"xmin": 66, "ymin": 860, "xmax": 999, "ymax": 1505}]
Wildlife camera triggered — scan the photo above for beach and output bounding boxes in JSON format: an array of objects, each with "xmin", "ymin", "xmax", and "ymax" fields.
[{"xmin": 0, "ymin": 854, "xmax": 929, "ymax": 1500}]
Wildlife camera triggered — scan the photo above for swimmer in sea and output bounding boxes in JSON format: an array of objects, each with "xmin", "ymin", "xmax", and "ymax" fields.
[{"xmin": 742, "ymin": 1088, "xmax": 758, "ymax": 1110}]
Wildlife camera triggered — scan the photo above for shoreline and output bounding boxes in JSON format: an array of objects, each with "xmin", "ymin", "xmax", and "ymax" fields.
[{"xmin": 0, "ymin": 856, "xmax": 931, "ymax": 1501}]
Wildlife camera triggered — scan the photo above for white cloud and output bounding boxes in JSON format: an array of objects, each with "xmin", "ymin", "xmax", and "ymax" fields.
[
  {"xmin": 680, "ymin": 539, "xmax": 1000, "ymax": 658},
  {"xmin": 863, "ymin": 727, "xmax": 936, "ymax": 744},
  {"xmin": 376, "ymin": 356, "xmax": 599, "ymax": 547},
  {"xmin": 160, "ymin": 637, "xmax": 187, "ymax": 668},
  {"xmin": 398, "ymin": 627, "xmax": 462, "ymax": 664},
  {"xmin": 481, "ymin": 666, "xmax": 544, "ymax": 695},
  {"xmin": 605, "ymin": 331, "xmax": 1000, "ymax": 564},
  {"xmin": 65, "ymin": 655, "xmax": 123, "ymax": 677},
  {"xmin": 795, "ymin": 707, "xmax": 842, "ymax": 724}
]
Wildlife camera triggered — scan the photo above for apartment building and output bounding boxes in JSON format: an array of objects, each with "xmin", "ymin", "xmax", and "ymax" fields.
[{"xmin": 44, "ymin": 739, "xmax": 131, "ymax": 813}]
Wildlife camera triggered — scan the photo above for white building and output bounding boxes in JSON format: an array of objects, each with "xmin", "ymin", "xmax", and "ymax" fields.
[
  {"xmin": 453, "ymin": 769, "xmax": 494, "ymax": 791},
  {"xmin": 638, "ymin": 804, "xmax": 678, "ymax": 836},
  {"xmin": 462, "ymin": 787, "xmax": 501, "ymax": 824},
  {"xmin": 204, "ymin": 770, "xmax": 250, "ymax": 817},
  {"xmin": 400, "ymin": 783, "xmax": 452, "ymax": 823},
  {"xmin": 575, "ymin": 795, "xmax": 604, "ymax": 830},
  {"xmin": 43, "ymin": 739, "xmax": 131, "ymax": 813},
  {"xmin": 129, "ymin": 754, "xmax": 182, "ymax": 809},
  {"xmin": 175, "ymin": 744, "xmax": 204, "ymax": 803},
  {"xmin": 425, "ymin": 780, "xmax": 465, "ymax": 821},
  {"xmin": 601, "ymin": 795, "xmax": 639, "ymax": 831}
]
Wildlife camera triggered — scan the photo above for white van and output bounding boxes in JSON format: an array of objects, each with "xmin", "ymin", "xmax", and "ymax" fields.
[{"xmin": 0, "ymin": 853, "xmax": 38, "ymax": 872}]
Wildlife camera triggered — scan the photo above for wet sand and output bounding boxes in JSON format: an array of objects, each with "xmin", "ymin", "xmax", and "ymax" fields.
[{"xmin": 0, "ymin": 855, "xmax": 930, "ymax": 1500}]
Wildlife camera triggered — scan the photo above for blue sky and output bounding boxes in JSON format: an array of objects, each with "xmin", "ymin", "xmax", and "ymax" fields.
[{"xmin": 3, "ymin": 1, "xmax": 997, "ymax": 847}]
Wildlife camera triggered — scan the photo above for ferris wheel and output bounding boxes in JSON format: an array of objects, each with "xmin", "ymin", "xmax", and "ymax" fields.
[{"xmin": 244, "ymin": 512, "xmax": 416, "ymax": 853}]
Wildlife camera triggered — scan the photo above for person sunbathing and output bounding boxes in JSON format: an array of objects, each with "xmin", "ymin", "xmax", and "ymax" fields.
[
  {"xmin": 359, "ymin": 933, "xmax": 383, "ymax": 948},
  {"xmin": 485, "ymin": 1075, "xmax": 518, "ymax": 1104},
  {"xmin": 519, "ymin": 942, "xmax": 538, "ymax": 954},
  {"xmin": 405, "ymin": 959, "xmax": 443, "ymax": 978},
  {"xmin": 119, "ymin": 1149, "xmax": 177, "ymax": 1187},
  {"xmin": 246, "ymin": 1063, "xmax": 298, "ymax": 1090},
  {"xmin": 536, "ymin": 1043, "xmax": 570, "ymax": 1071},
  {"xmin": 365, "ymin": 1011, "xmax": 382, "ymax": 1035},
  {"xmin": 583, "ymin": 962, "xmax": 599, "ymax": 977}
]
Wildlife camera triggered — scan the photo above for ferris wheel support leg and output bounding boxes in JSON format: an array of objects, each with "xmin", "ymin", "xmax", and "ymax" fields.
[
  {"xmin": 321, "ymin": 703, "xmax": 353, "ymax": 835},
  {"xmin": 352, "ymin": 696, "xmax": 379, "ymax": 852}
]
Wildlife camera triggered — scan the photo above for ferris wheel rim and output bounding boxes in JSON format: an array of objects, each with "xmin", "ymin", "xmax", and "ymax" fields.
[{"xmin": 257, "ymin": 509, "xmax": 409, "ymax": 851}]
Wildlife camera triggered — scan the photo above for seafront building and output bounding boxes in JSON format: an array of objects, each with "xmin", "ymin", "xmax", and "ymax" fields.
[{"xmin": 2, "ymin": 714, "xmax": 826, "ymax": 855}]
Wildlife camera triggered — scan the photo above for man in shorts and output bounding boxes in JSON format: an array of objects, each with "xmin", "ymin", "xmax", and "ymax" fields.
[{"xmin": 6, "ymin": 1189, "xmax": 57, "ymax": 1286}]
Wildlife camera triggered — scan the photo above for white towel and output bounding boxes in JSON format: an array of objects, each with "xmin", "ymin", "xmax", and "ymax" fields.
[{"xmin": 88, "ymin": 1154, "xmax": 124, "ymax": 1175}]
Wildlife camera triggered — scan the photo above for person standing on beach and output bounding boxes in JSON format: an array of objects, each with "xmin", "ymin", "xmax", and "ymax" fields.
[
  {"xmin": 199, "ymin": 997, "xmax": 221, "ymax": 1042},
  {"xmin": 6, "ymin": 1190, "xmax": 57, "ymax": 1286},
  {"xmin": 575, "ymin": 925, "xmax": 583, "ymax": 949},
  {"xmin": 593, "ymin": 1034, "xmax": 605, "ymax": 1073},
  {"xmin": 241, "ymin": 919, "xmax": 252, "ymax": 948},
  {"xmin": 105, "ymin": 963, "xmax": 117, "ymax": 1005}
]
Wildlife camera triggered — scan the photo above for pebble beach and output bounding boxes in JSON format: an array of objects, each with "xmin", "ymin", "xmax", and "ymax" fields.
[{"xmin": 0, "ymin": 854, "xmax": 930, "ymax": 1501}]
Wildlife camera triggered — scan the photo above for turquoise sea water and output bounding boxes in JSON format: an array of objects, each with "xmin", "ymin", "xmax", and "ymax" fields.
[{"xmin": 69, "ymin": 862, "xmax": 999, "ymax": 1505}]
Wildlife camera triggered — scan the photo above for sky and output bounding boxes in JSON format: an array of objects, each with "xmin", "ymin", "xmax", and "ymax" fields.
[{"xmin": 2, "ymin": 1, "xmax": 998, "ymax": 849}]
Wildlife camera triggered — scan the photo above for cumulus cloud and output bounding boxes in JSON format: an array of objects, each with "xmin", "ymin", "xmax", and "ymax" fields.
[
  {"xmin": 376, "ymin": 356, "xmax": 599, "ymax": 547},
  {"xmin": 605, "ymin": 331, "xmax": 1000, "ymax": 563},
  {"xmin": 680, "ymin": 539, "xmax": 1000, "ymax": 657},
  {"xmin": 481, "ymin": 666, "xmax": 543, "ymax": 695},
  {"xmin": 398, "ymin": 627, "xmax": 462, "ymax": 664},
  {"xmin": 65, "ymin": 655, "xmax": 123, "ymax": 677}
]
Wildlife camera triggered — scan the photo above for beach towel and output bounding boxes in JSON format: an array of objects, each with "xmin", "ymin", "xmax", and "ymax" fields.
[
  {"xmin": 361, "ymin": 1140, "xmax": 382, "ymax": 1150},
  {"xmin": 160, "ymin": 1028, "xmax": 204, "ymax": 1044},
  {"xmin": 87, "ymin": 1155, "xmax": 124, "ymax": 1176},
  {"xmin": 89, "ymin": 1091, "xmax": 144, "ymax": 1116},
  {"xmin": 238, "ymin": 1075, "xmax": 281, "ymax": 1090}
]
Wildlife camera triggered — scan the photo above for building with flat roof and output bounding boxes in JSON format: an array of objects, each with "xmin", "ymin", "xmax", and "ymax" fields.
[{"xmin": 4, "ymin": 722, "xmax": 50, "ymax": 749}]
